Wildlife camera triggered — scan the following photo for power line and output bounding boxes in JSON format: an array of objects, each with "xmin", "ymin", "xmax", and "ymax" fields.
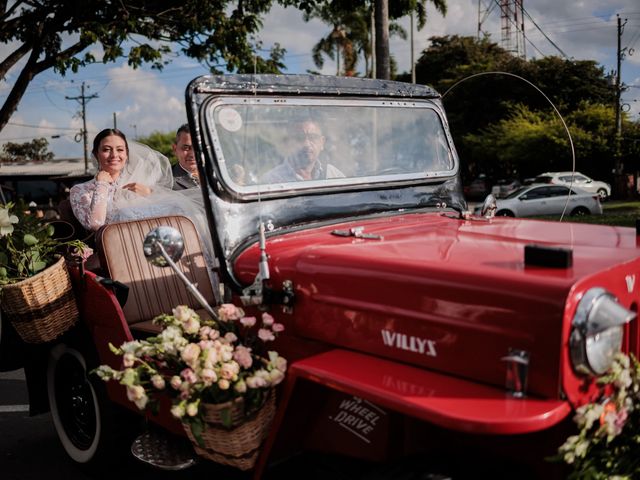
[
  {"xmin": 7, "ymin": 122, "xmax": 79, "ymax": 131},
  {"xmin": 520, "ymin": 5, "xmax": 569, "ymax": 58}
]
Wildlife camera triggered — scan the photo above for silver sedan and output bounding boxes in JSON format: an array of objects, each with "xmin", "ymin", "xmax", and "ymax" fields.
[{"xmin": 489, "ymin": 184, "xmax": 603, "ymax": 217}]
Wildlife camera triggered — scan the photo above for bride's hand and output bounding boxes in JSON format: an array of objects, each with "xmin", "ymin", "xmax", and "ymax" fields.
[
  {"xmin": 96, "ymin": 171, "xmax": 114, "ymax": 183},
  {"xmin": 122, "ymin": 183, "xmax": 152, "ymax": 196}
]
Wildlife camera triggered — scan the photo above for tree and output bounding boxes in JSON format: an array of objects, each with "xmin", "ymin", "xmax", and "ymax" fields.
[
  {"xmin": 405, "ymin": 35, "xmax": 621, "ymax": 184},
  {"xmin": 137, "ymin": 131, "xmax": 175, "ymax": 164},
  {"xmin": 284, "ymin": 0, "xmax": 446, "ymax": 79},
  {"xmin": 0, "ymin": 138, "xmax": 54, "ymax": 163},
  {"xmin": 304, "ymin": 3, "xmax": 399, "ymax": 76},
  {"xmin": 0, "ymin": 0, "xmax": 278, "ymax": 133},
  {"xmin": 243, "ymin": 43, "xmax": 287, "ymax": 74}
]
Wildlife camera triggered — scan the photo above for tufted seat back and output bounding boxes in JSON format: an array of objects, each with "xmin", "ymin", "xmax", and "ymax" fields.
[{"xmin": 97, "ymin": 215, "xmax": 216, "ymax": 332}]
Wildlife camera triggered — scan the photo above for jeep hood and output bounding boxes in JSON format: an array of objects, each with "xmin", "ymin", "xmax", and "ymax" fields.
[{"xmin": 233, "ymin": 212, "xmax": 640, "ymax": 399}]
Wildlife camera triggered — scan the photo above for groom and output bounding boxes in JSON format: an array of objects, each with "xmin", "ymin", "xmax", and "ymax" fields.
[{"xmin": 172, "ymin": 124, "xmax": 199, "ymax": 190}]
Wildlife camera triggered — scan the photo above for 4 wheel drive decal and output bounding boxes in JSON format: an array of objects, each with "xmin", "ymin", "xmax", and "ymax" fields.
[
  {"xmin": 328, "ymin": 396, "xmax": 386, "ymax": 444},
  {"xmin": 381, "ymin": 329, "xmax": 437, "ymax": 357}
]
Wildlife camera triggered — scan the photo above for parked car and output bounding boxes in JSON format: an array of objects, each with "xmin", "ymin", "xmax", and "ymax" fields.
[
  {"xmin": 491, "ymin": 178, "xmax": 521, "ymax": 198},
  {"xmin": 534, "ymin": 171, "xmax": 611, "ymax": 200},
  {"xmin": 2, "ymin": 75, "xmax": 638, "ymax": 479},
  {"xmin": 481, "ymin": 184, "xmax": 603, "ymax": 217}
]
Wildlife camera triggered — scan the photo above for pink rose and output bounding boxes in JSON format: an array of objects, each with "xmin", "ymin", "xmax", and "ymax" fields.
[
  {"xmin": 181, "ymin": 343, "xmax": 201, "ymax": 366},
  {"xmin": 183, "ymin": 317, "xmax": 200, "ymax": 335},
  {"xmin": 220, "ymin": 361, "xmax": 240, "ymax": 380},
  {"xmin": 199, "ymin": 326, "xmax": 212, "ymax": 340},
  {"xmin": 258, "ymin": 328, "xmax": 275, "ymax": 342},
  {"xmin": 151, "ymin": 375, "xmax": 165, "ymax": 390},
  {"xmin": 240, "ymin": 316, "xmax": 257, "ymax": 328},
  {"xmin": 246, "ymin": 375, "xmax": 268, "ymax": 389},
  {"xmin": 200, "ymin": 368, "xmax": 217, "ymax": 386},
  {"xmin": 272, "ymin": 323, "xmax": 285, "ymax": 333},
  {"xmin": 180, "ymin": 368, "xmax": 197, "ymax": 384},
  {"xmin": 218, "ymin": 303, "xmax": 244, "ymax": 322},
  {"xmin": 224, "ymin": 332, "xmax": 238, "ymax": 343},
  {"xmin": 170, "ymin": 375, "xmax": 182, "ymax": 390},
  {"xmin": 261, "ymin": 312, "xmax": 275, "ymax": 326},
  {"xmin": 233, "ymin": 345, "xmax": 253, "ymax": 369}
]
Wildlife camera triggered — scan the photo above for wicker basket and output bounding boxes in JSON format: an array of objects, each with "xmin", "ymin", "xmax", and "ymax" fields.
[
  {"xmin": 185, "ymin": 389, "xmax": 276, "ymax": 471},
  {"xmin": 1, "ymin": 256, "xmax": 78, "ymax": 344}
]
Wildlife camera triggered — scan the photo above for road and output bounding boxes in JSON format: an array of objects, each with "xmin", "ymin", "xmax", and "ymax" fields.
[{"xmin": 0, "ymin": 369, "xmax": 386, "ymax": 480}]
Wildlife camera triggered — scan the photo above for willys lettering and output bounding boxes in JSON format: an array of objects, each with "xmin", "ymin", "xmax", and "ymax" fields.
[{"xmin": 381, "ymin": 329, "xmax": 437, "ymax": 357}]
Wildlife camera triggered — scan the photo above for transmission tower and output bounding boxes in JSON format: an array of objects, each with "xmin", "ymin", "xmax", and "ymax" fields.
[
  {"xmin": 477, "ymin": 0, "xmax": 497, "ymax": 39},
  {"xmin": 500, "ymin": 0, "xmax": 526, "ymax": 59}
]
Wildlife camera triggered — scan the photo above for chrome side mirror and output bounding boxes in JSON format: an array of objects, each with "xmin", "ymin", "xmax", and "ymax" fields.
[
  {"xmin": 143, "ymin": 226, "xmax": 184, "ymax": 267},
  {"xmin": 143, "ymin": 226, "xmax": 218, "ymax": 320},
  {"xmin": 480, "ymin": 194, "xmax": 497, "ymax": 218}
]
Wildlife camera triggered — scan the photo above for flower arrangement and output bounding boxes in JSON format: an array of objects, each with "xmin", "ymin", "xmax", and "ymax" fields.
[
  {"xmin": 555, "ymin": 352, "xmax": 640, "ymax": 479},
  {"xmin": 0, "ymin": 200, "xmax": 90, "ymax": 285},
  {"xmin": 95, "ymin": 304, "xmax": 287, "ymax": 444}
]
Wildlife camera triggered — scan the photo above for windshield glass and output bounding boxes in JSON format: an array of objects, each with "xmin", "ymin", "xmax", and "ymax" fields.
[{"xmin": 207, "ymin": 98, "xmax": 455, "ymax": 195}]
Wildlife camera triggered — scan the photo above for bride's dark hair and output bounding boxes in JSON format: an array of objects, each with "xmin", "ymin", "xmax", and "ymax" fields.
[{"xmin": 92, "ymin": 128, "xmax": 129, "ymax": 157}]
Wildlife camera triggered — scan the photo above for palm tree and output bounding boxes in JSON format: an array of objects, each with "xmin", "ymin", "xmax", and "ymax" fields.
[
  {"xmin": 305, "ymin": 5, "xmax": 362, "ymax": 76},
  {"xmin": 306, "ymin": 3, "xmax": 406, "ymax": 78}
]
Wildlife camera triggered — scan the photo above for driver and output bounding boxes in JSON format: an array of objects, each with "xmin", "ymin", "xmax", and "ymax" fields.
[{"xmin": 262, "ymin": 120, "xmax": 344, "ymax": 183}]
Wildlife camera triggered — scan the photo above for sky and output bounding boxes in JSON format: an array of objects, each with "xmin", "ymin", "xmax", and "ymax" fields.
[{"xmin": 1, "ymin": 0, "xmax": 639, "ymax": 160}]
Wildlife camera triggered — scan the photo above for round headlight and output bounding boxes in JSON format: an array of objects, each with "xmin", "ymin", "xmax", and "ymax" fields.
[{"xmin": 570, "ymin": 288, "xmax": 635, "ymax": 376}]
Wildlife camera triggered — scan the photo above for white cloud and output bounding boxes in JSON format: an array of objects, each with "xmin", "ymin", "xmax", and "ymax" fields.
[{"xmin": 101, "ymin": 64, "xmax": 185, "ymax": 138}]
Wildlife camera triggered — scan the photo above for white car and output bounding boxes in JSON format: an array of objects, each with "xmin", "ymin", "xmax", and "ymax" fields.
[
  {"xmin": 486, "ymin": 184, "xmax": 603, "ymax": 217},
  {"xmin": 534, "ymin": 171, "xmax": 611, "ymax": 200}
]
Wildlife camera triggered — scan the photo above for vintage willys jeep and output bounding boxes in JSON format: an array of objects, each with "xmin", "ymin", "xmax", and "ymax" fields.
[{"xmin": 2, "ymin": 74, "xmax": 639, "ymax": 478}]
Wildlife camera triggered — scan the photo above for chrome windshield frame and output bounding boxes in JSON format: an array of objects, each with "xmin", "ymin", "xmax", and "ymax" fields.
[{"xmin": 203, "ymin": 96, "xmax": 460, "ymax": 200}]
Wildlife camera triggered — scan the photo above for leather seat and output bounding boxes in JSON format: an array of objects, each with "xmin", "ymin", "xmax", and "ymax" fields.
[{"xmin": 97, "ymin": 215, "xmax": 217, "ymax": 335}]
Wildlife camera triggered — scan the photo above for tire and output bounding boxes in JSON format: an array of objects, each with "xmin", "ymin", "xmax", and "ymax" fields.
[
  {"xmin": 597, "ymin": 188, "xmax": 608, "ymax": 201},
  {"xmin": 496, "ymin": 209, "xmax": 515, "ymax": 217},
  {"xmin": 570, "ymin": 206, "xmax": 590, "ymax": 217},
  {"xmin": 47, "ymin": 343, "xmax": 113, "ymax": 466}
]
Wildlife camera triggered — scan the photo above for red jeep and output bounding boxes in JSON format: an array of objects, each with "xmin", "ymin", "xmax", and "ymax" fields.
[{"xmin": 1, "ymin": 74, "xmax": 638, "ymax": 478}]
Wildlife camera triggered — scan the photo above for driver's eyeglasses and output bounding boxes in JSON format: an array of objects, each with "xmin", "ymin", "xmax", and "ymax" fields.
[
  {"xmin": 179, "ymin": 145, "xmax": 193, "ymax": 152},
  {"xmin": 293, "ymin": 132, "xmax": 323, "ymax": 143}
]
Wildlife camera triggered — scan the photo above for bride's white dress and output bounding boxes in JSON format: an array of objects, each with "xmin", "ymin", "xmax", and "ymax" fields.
[{"xmin": 69, "ymin": 142, "xmax": 218, "ymax": 293}]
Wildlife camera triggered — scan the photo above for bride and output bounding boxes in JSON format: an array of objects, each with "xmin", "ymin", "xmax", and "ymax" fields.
[{"xmin": 70, "ymin": 128, "xmax": 215, "ymax": 271}]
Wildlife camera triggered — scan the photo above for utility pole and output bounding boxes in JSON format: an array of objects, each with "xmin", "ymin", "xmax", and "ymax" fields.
[
  {"xmin": 410, "ymin": 12, "xmax": 415, "ymax": 84},
  {"xmin": 66, "ymin": 82, "xmax": 98, "ymax": 173},
  {"xmin": 614, "ymin": 15, "xmax": 627, "ymax": 196}
]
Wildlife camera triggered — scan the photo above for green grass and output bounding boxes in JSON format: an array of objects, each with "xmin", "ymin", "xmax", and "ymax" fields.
[{"xmin": 531, "ymin": 201, "xmax": 640, "ymax": 228}]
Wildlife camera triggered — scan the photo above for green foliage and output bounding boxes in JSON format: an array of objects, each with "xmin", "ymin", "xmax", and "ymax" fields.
[
  {"xmin": 236, "ymin": 42, "xmax": 287, "ymax": 74},
  {"xmin": 288, "ymin": 0, "xmax": 447, "ymax": 78},
  {"xmin": 0, "ymin": 0, "xmax": 280, "ymax": 131},
  {"xmin": 137, "ymin": 131, "xmax": 176, "ymax": 165},
  {"xmin": 0, "ymin": 138, "xmax": 54, "ymax": 163},
  {"xmin": 0, "ymin": 201, "xmax": 88, "ymax": 284},
  {"xmin": 406, "ymin": 35, "xmax": 636, "ymax": 186},
  {"xmin": 553, "ymin": 354, "xmax": 640, "ymax": 479},
  {"xmin": 463, "ymin": 102, "xmax": 617, "ymax": 180}
]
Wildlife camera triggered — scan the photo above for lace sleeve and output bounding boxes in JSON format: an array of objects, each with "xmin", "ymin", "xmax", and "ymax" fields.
[{"xmin": 70, "ymin": 180, "xmax": 113, "ymax": 231}]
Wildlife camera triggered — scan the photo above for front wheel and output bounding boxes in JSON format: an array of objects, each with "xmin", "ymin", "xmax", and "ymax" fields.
[
  {"xmin": 597, "ymin": 188, "xmax": 608, "ymax": 201},
  {"xmin": 496, "ymin": 209, "xmax": 515, "ymax": 217},
  {"xmin": 570, "ymin": 206, "xmax": 590, "ymax": 217},
  {"xmin": 47, "ymin": 343, "xmax": 110, "ymax": 465}
]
